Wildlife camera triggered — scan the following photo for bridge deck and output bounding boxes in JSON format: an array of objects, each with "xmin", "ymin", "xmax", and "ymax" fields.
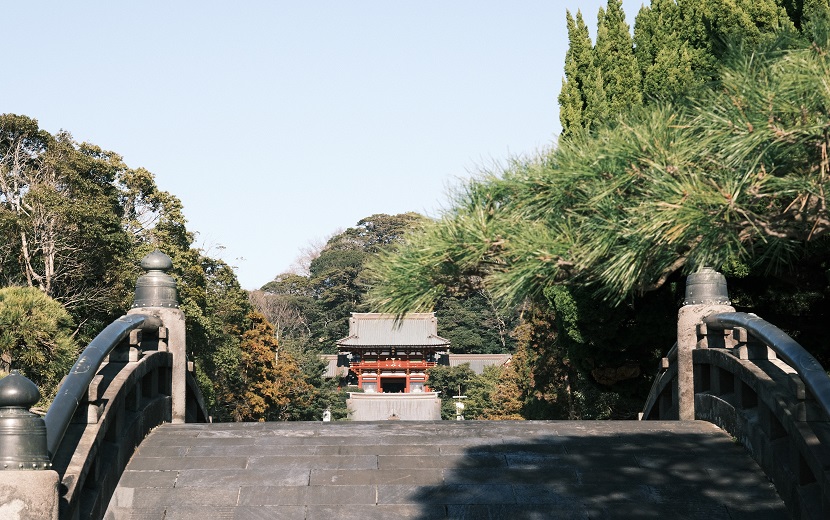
[{"xmin": 104, "ymin": 420, "xmax": 786, "ymax": 520}]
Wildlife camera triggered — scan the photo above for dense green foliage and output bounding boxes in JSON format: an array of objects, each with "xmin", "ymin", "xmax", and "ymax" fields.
[
  {"xmin": 369, "ymin": 3, "xmax": 830, "ymax": 418},
  {"xmin": 0, "ymin": 115, "xmax": 135, "ymax": 328},
  {"xmin": 0, "ymin": 114, "xmax": 262, "ymax": 418},
  {"xmin": 0, "ymin": 287, "xmax": 78, "ymax": 403},
  {"xmin": 257, "ymin": 212, "xmax": 518, "ymax": 358},
  {"xmin": 434, "ymin": 293, "xmax": 518, "ymax": 354},
  {"xmin": 561, "ymin": 0, "xmax": 827, "ymax": 135},
  {"xmin": 425, "ymin": 363, "xmax": 502, "ymax": 420},
  {"xmin": 258, "ymin": 213, "xmax": 428, "ymax": 353}
]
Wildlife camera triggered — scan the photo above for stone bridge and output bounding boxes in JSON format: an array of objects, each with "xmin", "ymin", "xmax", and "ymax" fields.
[{"xmin": 0, "ymin": 254, "xmax": 828, "ymax": 519}]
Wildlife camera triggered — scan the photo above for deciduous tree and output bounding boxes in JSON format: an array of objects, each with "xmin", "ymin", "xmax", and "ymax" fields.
[
  {"xmin": 217, "ymin": 312, "xmax": 315, "ymax": 422},
  {"xmin": 0, "ymin": 115, "xmax": 133, "ymax": 323}
]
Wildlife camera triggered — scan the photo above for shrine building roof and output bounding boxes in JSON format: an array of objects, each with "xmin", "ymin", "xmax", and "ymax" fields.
[{"xmin": 336, "ymin": 313, "xmax": 450, "ymax": 348}]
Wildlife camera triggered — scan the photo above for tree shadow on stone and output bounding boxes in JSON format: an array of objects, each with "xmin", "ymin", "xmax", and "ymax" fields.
[{"xmin": 405, "ymin": 429, "xmax": 787, "ymax": 520}]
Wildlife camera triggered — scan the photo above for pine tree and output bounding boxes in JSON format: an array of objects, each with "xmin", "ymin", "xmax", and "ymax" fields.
[{"xmin": 0, "ymin": 287, "xmax": 78, "ymax": 403}]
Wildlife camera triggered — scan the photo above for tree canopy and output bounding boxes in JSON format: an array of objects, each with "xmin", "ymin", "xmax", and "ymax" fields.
[
  {"xmin": 370, "ymin": 13, "xmax": 830, "ymax": 311},
  {"xmin": 561, "ymin": 0, "xmax": 820, "ymax": 136},
  {"xmin": 367, "ymin": 5, "xmax": 830, "ymax": 418},
  {"xmin": 0, "ymin": 286, "xmax": 78, "ymax": 402},
  {"xmin": 214, "ymin": 312, "xmax": 315, "ymax": 422},
  {"xmin": 0, "ymin": 114, "xmax": 259, "ymax": 418},
  {"xmin": 258, "ymin": 213, "xmax": 430, "ymax": 352}
]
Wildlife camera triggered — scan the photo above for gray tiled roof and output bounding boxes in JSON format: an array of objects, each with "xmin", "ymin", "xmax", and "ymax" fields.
[
  {"xmin": 337, "ymin": 313, "xmax": 450, "ymax": 347},
  {"xmin": 448, "ymin": 354, "xmax": 512, "ymax": 375},
  {"xmin": 320, "ymin": 355, "xmax": 348, "ymax": 378}
]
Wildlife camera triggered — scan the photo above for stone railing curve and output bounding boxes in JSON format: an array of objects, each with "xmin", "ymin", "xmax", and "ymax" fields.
[
  {"xmin": 52, "ymin": 335, "xmax": 173, "ymax": 520},
  {"xmin": 45, "ymin": 313, "xmax": 161, "ymax": 459},
  {"xmin": 0, "ymin": 250, "xmax": 208, "ymax": 520},
  {"xmin": 642, "ymin": 270, "xmax": 830, "ymax": 519}
]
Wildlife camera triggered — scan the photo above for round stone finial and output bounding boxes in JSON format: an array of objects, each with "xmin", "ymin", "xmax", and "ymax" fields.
[
  {"xmin": 132, "ymin": 249, "xmax": 179, "ymax": 308},
  {"xmin": 0, "ymin": 371, "xmax": 41, "ymax": 409},
  {"xmin": 140, "ymin": 249, "xmax": 174, "ymax": 271},
  {"xmin": 0, "ymin": 372, "xmax": 50, "ymax": 470},
  {"xmin": 682, "ymin": 267, "xmax": 730, "ymax": 306}
]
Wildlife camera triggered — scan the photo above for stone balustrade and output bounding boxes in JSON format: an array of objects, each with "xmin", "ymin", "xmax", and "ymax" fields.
[
  {"xmin": 0, "ymin": 250, "xmax": 207, "ymax": 520},
  {"xmin": 642, "ymin": 269, "xmax": 830, "ymax": 519}
]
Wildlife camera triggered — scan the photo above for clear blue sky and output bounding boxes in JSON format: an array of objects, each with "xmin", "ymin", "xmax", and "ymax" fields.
[{"xmin": 2, "ymin": 1, "xmax": 641, "ymax": 290}]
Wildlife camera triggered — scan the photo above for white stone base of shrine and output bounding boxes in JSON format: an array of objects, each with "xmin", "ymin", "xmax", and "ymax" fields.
[{"xmin": 347, "ymin": 392, "xmax": 441, "ymax": 421}]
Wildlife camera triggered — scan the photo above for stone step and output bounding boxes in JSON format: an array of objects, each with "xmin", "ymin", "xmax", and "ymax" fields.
[{"xmin": 105, "ymin": 420, "xmax": 787, "ymax": 520}]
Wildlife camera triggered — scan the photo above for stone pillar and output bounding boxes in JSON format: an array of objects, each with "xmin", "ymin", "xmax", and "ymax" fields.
[
  {"xmin": 128, "ymin": 250, "xmax": 188, "ymax": 424},
  {"xmin": 0, "ymin": 373, "xmax": 59, "ymax": 520},
  {"xmin": 677, "ymin": 268, "xmax": 734, "ymax": 420}
]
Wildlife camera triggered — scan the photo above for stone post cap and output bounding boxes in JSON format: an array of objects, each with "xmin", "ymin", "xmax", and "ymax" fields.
[
  {"xmin": 132, "ymin": 249, "xmax": 179, "ymax": 309},
  {"xmin": 0, "ymin": 371, "xmax": 40, "ymax": 408},
  {"xmin": 0, "ymin": 372, "xmax": 51, "ymax": 470},
  {"xmin": 682, "ymin": 267, "xmax": 730, "ymax": 306}
]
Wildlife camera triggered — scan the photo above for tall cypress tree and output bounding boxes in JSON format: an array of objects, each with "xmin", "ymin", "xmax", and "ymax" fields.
[
  {"xmin": 634, "ymin": 0, "xmax": 712, "ymax": 101},
  {"xmin": 559, "ymin": 0, "xmax": 818, "ymax": 140},
  {"xmin": 805, "ymin": 1, "xmax": 830, "ymax": 20},
  {"xmin": 558, "ymin": 10, "xmax": 594, "ymax": 137},
  {"xmin": 592, "ymin": 0, "xmax": 642, "ymax": 125},
  {"xmin": 703, "ymin": 0, "xmax": 794, "ymax": 52}
]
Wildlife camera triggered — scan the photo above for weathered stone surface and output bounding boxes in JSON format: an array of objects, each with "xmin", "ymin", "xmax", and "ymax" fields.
[
  {"xmin": 306, "ymin": 504, "xmax": 445, "ymax": 520},
  {"xmin": 104, "ymin": 420, "xmax": 787, "ymax": 519},
  {"xmin": 377, "ymin": 453, "xmax": 506, "ymax": 470},
  {"xmin": 0, "ymin": 470, "xmax": 59, "ymax": 520},
  {"xmin": 309, "ymin": 468, "xmax": 444, "ymax": 486},
  {"xmin": 248, "ymin": 454, "xmax": 377, "ymax": 470},
  {"xmin": 126, "ymin": 455, "xmax": 247, "ymax": 471}
]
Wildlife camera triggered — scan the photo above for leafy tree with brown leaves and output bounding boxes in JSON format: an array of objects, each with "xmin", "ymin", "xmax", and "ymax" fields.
[{"xmin": 218, "ymin": 312, "xmax": 315, "ymax": 422}]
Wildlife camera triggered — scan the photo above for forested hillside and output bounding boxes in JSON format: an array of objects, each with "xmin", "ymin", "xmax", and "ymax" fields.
[
  {"xmin": 0, "ymin": 114, "xmax": 315, "ymax": 418},
  {"xmin": 254, "ymin": 212, "xmax": 519, "ymax": 357}
]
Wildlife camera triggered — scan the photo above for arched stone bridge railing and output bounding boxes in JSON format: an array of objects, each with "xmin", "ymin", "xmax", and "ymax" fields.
[
  {"xmin": 0, "ymin": 251, "xmax": 208, "ymax": 520},
  {"xmin": 49, "ymin": 315, "xmax": 208, "ymax": 520},
  {"xmin": 642, "ymin": 270, "xmax": 830, "ymax": 520}
]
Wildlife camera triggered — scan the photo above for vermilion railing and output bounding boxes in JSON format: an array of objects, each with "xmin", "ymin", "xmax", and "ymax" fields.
[{"xmin": 349, "ymin": 360, "xmax": 437, "ymax": 370}]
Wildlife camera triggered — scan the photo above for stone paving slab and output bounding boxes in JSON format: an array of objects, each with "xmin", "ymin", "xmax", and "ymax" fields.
[
  {"xmin": 110, "ymin": 487, "xmax": 240, "ymax": 508},
  {"xmin": 309, "ymin": 467, "xmax": 445, "ymax": 486},
  {"xmin": 248, "ymin": 454, "xmax": 378, "ymax": 471},
  {"xmin": 175, "ymin": 468, "xmax": 310, "ymax": 487},
  {"xmin": 104, "ymin": 420, "xmax": 788, "ymax": 520},
  {"xmin": 126, "ymin": 455, "xmax": 248, "ymax": 471},
  {"xmin": 377, "ymin": 453, "xmax": 507, "ymax": 469},
  {"xmin": 238, "ymin": 485, "xmax": 377, "ymax": 506}
]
